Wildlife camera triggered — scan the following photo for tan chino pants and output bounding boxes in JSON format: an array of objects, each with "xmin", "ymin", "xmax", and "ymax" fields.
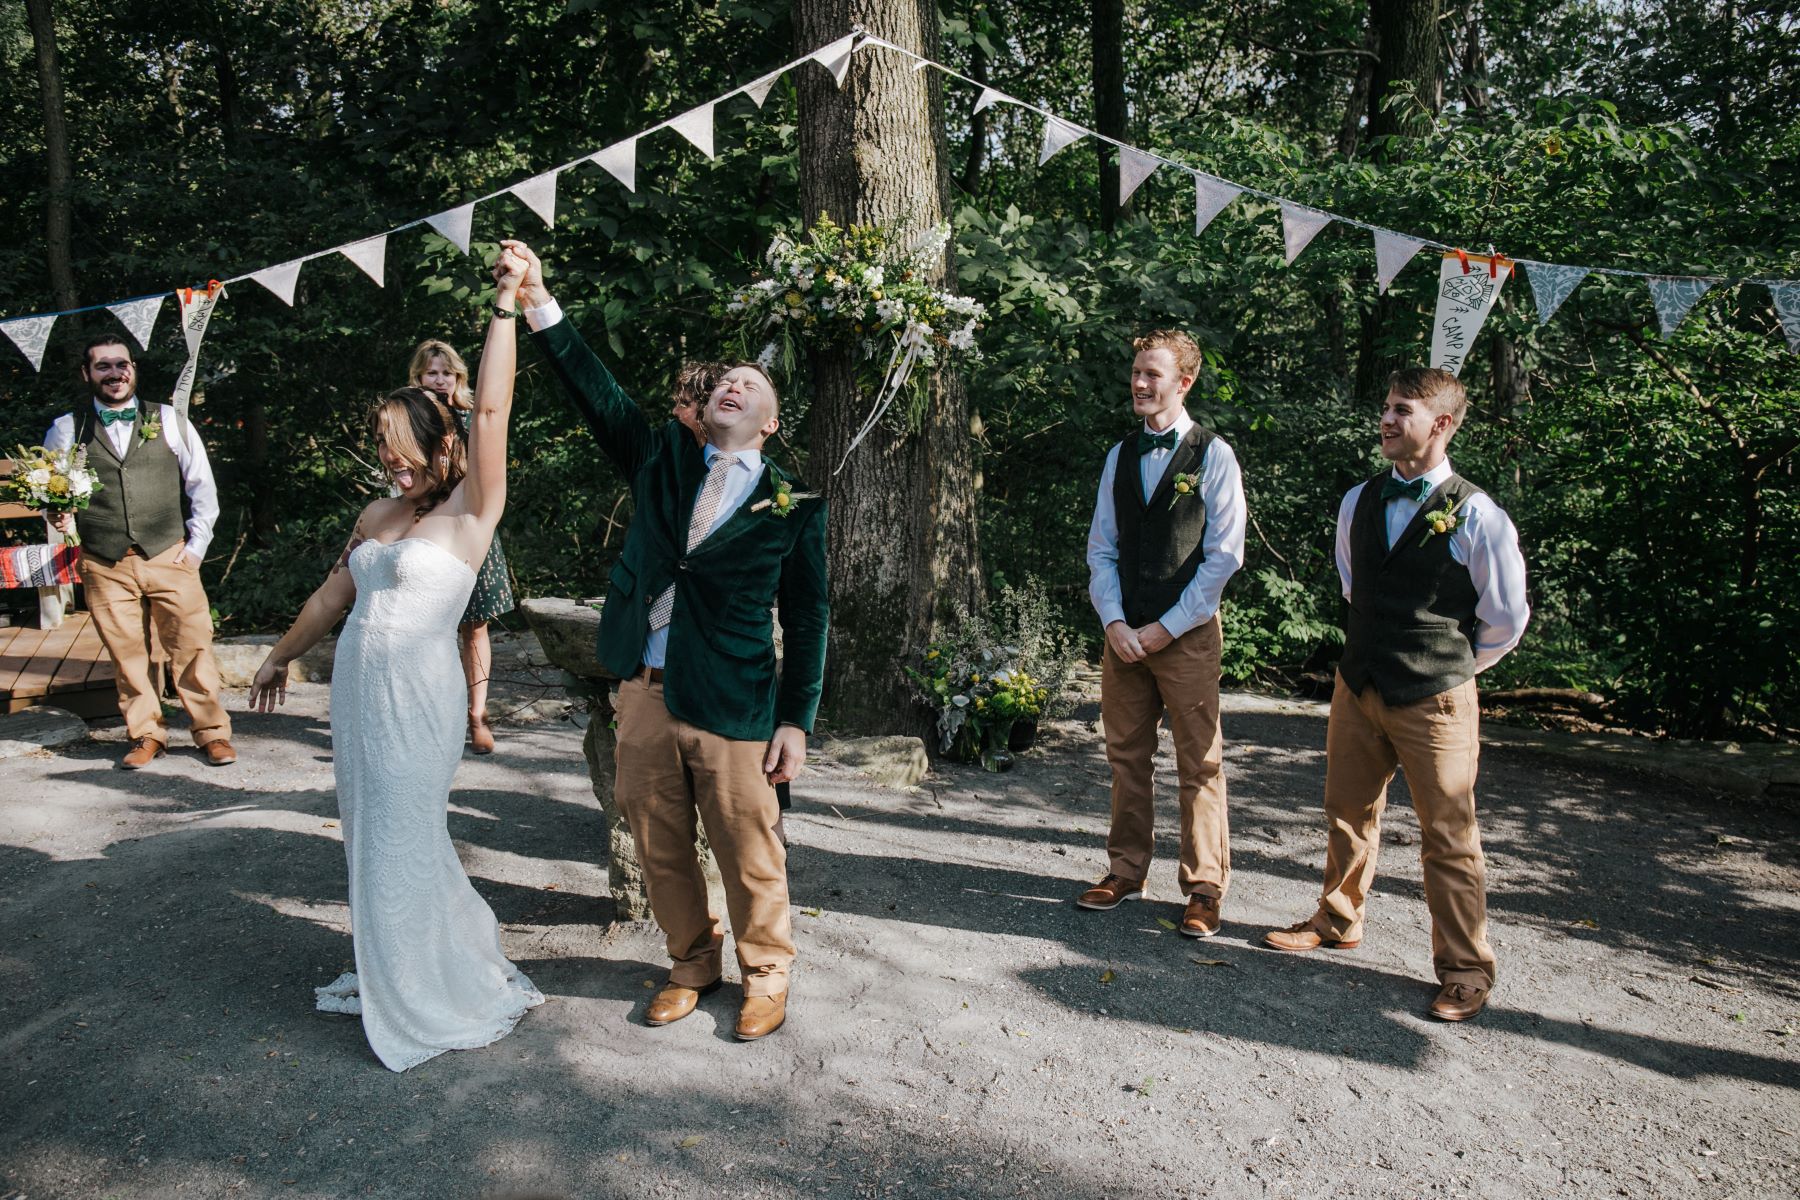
[
  {"xmin": 1313, "ymin": 671, "xmax": 1496, "ymax": 989},
  {"xmin": 1099, "ymin": 615, "xmax": 1230, "ymax": 898},
  {"xmin": 79, "ymin": 542, "xmax": 231, "ymax": 747},
  {"xmin": 612, "ymin": 673, "xmax": 794, "ymax": 996}
]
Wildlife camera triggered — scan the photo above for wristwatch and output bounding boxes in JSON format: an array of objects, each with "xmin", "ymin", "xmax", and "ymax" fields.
[{"xmin": 491, "ymin": 304, "xmax": 518, "ymax": 319}]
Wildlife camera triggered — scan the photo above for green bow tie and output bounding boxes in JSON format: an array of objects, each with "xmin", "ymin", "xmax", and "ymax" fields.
[
  {"xmin": 98, "ymin": 407, "xmax": 137, "ymax": 427},
  {"xmin": 1380, "ymin": 475, "xmax": 1431, "ymax": 503},
  {"xmin": 1138, "ymin": 429, "xmax": 1179, "ymax": 454}
]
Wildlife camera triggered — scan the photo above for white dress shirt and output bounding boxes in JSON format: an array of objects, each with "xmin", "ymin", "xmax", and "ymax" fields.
[
  {"xmin": 1087, "ymin": 409, "xmax": 1247, "ymax": 638},
  {"xmin": 1335, "ymin": 458, "xmax": 1530, "ymax": 673},
  {"xmin": 45, "ymin": 398, "xmax": 220, "ymax": 561},
  {"xmin": 643, "ymin": 443, "xmax": 764, "ymax": 669},
  {"xmin": 523, "ymin": 298, "xmax": 564, "ymax": 332}
]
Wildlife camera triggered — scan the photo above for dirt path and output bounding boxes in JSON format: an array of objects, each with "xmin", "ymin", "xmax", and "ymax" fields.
[{"xmin": 3, "ymin": 684, "xmax": 1796, "ymax": 1199}]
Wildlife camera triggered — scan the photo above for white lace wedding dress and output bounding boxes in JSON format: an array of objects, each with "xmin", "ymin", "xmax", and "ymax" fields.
[{"xmin": 314, "ymin": 536, "xmax": 543, "ymax": 1072}]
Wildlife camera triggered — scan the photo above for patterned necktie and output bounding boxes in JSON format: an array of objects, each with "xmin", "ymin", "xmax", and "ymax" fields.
[
  {"xmin": 98, "ymin": 407, "xmax": 137, "ymax": 427},
  {"xmin": 1138, "ymin": 428, "xmax": 1178, "ymax": 454},
  {"xmin": 1380, "ymin": 475, "xmax": 1430, "ymax": 503},
  {"xmin": 647, "ymin": 452, "xmax": 740, "ymax": 632}
]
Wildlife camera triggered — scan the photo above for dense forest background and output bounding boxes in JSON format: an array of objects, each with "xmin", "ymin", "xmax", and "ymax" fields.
[{"xmin": 1, "ymin": 0, "xmax": 1794, "ymax": 739}]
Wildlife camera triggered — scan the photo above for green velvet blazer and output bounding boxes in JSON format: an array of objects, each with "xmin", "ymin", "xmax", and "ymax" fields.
[{"xmin": 530, "ymin": 318, "xmax": 829, "ymax": 741}]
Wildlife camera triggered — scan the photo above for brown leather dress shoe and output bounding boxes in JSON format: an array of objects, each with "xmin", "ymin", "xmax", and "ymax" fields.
[
  {"xmin": 469, "ymin": 718, "xmax": 496, "ymax": 755},
  {"xmin": 645, "ymin": 978, "xmax": 721, "ymax": 1026},
  {"xmin": 1262, "ymin": 920, "xmax": 1362, "ymax": 952},
  {"xmin": 734, "ymin": 991, "xmax": 787, "ymax": 1041},
  {"xmin": 1076, "ymin": 874, "xmax": 1145, "ymax": 911},
  {"xmin": 1429, "ymin": 981, "xmax": 1490, "ymax": 1022},
  {"xmin": 1180, "ymin": 894, "xmax": 1222, "ymax": 938},
  {"xmin": 120, "ymin": 737, "xmax": 166, "ymax": 769},
  {"xmin": 202, "ymin": 739, "xmax": 238, "ymax": 766}
]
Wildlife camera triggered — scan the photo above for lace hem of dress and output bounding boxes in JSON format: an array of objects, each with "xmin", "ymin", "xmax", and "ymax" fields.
[
  {"xmin": 312, "ymin": 970, "xmax": 547, "ymax": 1072},
  {"xmin": 314, "ymin": 971, "xmax": 362, "ymax": 1015}
]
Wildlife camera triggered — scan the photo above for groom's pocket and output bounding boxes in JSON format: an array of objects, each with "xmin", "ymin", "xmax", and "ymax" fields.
[{"xmin": 608, "ymin": 560, "xmax": 637, "ymax": 597}]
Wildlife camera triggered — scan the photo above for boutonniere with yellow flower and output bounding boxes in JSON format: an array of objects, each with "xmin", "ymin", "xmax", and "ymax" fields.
[
  {"xmin": 1169, "ymin": 472, "xmax": 1198, "ymax": 506},
  {"xmin": 138, "ymin": 412, "xmax": 162, "ymax": 442},
  {"xmin": 750, "ymin": 478, "xmax": 820, "ymax": 518},
  {"xmin": 1418, "ymin": 493, "xmax": 1469, "ymax": 547}
]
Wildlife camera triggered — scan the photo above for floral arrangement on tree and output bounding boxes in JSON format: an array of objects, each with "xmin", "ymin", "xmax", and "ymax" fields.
[
  {"xmin": 4, "ymin": 444, "xmax": 101, "ymax": 545},
  {"xmin": 905, "ymin": 579, "xmax": 1079, "ymax": 770},
  {"xmin": 719, "ymin": 214, "xmax": 987, "ymax": 456}
]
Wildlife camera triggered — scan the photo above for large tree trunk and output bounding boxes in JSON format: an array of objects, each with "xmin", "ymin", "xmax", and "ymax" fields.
[
  {"xmin": 1354, "ymin": 0, "xmax": 1443, "ymax": 402},
  {"xmin": 794, "ymin": 3, "xmax": 983, "ymax": 734},
  {"xmin": 1091, "ymin": 0, "xmax": 1127, "ymax": 230},
  {"xmin": 25, "ymin": 0, "xmax": 78, "ymax": 316}
]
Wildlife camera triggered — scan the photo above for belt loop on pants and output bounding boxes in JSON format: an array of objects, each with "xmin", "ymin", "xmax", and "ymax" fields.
[{"xmin": 639, "ymin": 666, "xmax": 665, "ymax": 684}]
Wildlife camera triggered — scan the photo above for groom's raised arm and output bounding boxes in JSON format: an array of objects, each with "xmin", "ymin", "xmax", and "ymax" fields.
[{"xmin": 509, "ymin": 241, "xmax": 653, "ymax": 480}]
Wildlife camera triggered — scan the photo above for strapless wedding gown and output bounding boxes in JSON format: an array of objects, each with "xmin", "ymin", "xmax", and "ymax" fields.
[{"xmin": 314, "ymin": 536, "xmax": 543, "ymax": 1072}]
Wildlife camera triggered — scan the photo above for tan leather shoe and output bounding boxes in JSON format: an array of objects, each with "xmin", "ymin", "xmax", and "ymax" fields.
[
  {"xmin": 469, "ymin": 719, "xmax": 496, "ymax": 755},
  {"xmin": 1076, "ymin": 874, "xmax": 1145, "ymax": 911},
  {"xmin": 120, "ymin": 737, "xmax": 166, "ymax": 770},
  {"xmin": 1262, "ymin": 920, "xmax": 1361, "ymax": 952},
  {"xmin": 1180, "ymin": 894, "xmax": 1222, "ymax": 938},
  {"xmin": 734, "ymin": 991, "xmax": 787, "ymax": 1041},
  {"xmin": 202, "ymin": 739, "xmax": 238, "ymax": 766},
  {"xmin": 1429, "ymin": 981, "xmax": 1490, "ymax": 1022},
  {"xmin": 645, "ymin": 978, "xmax": 721, "ymax": 1026}
]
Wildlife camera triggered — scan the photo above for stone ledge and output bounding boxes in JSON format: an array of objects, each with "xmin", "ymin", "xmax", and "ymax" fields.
[
  {"xmin": 212, "ymin": 635, "xmax": 335, "ymax": 687},
  {"xmin": 815, "ymin": 734, "xmax": 930, "ymax": 790},
  {"xmin": 0, "ymin": 705, "xmax": 89, "ymax": 760}
]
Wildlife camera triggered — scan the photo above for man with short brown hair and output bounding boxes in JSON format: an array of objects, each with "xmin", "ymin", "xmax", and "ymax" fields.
[
  {"xmin": 1079, "ymin": 329, "xmax": 1245, "ymax": 937},
  {"xmin": 45, "ymin": 337, "xmax": 235, "ymax": 768},
  {"xmin": 1264, "ymin": 366, "xmax": 1528, "ymax": 1022}
]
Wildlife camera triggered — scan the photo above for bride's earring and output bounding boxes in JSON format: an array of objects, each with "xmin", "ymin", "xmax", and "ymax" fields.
[{"xmin": 439, "ymin": 454, "xmax": 449, "ymax": 469}]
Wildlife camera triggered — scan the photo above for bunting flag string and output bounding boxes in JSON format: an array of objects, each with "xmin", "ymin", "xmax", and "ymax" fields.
[
  {"xmin": 4, "ymin": 28, "xmax": 1798, "ymax": 380},
  {"xmin": 171, "ymin": 282, "xmax": 225, "ymax": 417},
  {"xmin": 1430, "ymin": 253, "xmax": 1511, "ymax": 376}
]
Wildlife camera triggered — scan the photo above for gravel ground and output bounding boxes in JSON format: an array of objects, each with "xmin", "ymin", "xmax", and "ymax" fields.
[{"xmin": 2, "ymin": 681, "xmax": 1796, "ymax": 1200}]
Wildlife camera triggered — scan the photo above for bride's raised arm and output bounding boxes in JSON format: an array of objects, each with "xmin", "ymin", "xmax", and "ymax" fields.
[{"xmin": 460, "ymin": 246, "xmax": 525, "ymax": 530}]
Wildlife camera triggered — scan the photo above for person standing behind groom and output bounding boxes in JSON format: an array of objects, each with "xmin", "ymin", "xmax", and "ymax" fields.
[
  {"xmin": 44, "ymin": 336, "xmax": 236, "ymax": 769},
  {"xmin": 1264, "ymin": 367, "xmax": 1528, "ymax": 1023},
  {"xmin": 507, "ymin": 240, "xmax": 828, "ymax": 1042},
  {"xmin": 1079, "ymin": 330, "xmax": 1245, "ymax": 938}
]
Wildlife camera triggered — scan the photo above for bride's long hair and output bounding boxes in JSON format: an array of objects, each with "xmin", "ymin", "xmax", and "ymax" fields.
[{"xmin": 370, "ymin": 387, "xmax": 467, "ymax": 520}]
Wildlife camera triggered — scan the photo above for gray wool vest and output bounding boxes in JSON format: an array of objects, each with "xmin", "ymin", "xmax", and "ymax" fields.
[
  {"xmin": 1111, "ymin": 425, "xmax": 1217, "ymax": 628},
  {"xmin": 73, "ymin": 406, "xmax": 188, "ymax": 562},
  {"xmin": 1336, "ymin": 470, "xmax": 1485, "ymax": 706}
]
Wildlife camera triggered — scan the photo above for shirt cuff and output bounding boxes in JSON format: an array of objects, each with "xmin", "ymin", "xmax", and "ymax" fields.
[
  {"xmin": 1095, "ymin": 601, "xmax": 1127, "ymax": 629},
  {"xmin": 184, "ymin": 538, "xmax": 210, "ymax": 562},
  {"xmin": 1157, "ymin": 608, "xmax": 1203, "ymax": 640},
  {"xmin": 523, "ymin": 298, "xmax": 564, "ymax": 333}
]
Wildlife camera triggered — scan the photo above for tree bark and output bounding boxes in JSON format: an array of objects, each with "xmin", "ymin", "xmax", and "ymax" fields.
[
  {"xmin": 25, "ymin": 0, "xmax": 78, "ymax": 315},
  {"xmin": 1091, "ymin": 0, "xmax": 1127, "ymax": 229},
  {"xmin": 794, "ymin": 2, "xmax": 983, "ymax": 734}
]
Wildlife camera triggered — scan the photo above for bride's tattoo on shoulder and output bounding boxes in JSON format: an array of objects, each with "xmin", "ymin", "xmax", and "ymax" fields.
[{"xmin": 332, "ymin": 522, "xmax": 368, "ymax": 575}]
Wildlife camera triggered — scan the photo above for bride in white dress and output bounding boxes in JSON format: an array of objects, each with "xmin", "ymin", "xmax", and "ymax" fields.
[{"xmin": 248, "ymin": 246, "xmax": 542, "ymax": 1071}]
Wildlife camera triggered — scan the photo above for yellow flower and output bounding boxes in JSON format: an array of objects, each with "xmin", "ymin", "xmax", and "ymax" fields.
[
  {"xmin": 47, "ymin": 475, "xmax": 70, "ymax": 496},
  {"xmin": 925, "ymin": 649, "xmax": 940, "ymax": 660},
  {"xmin": 870, "ymin": 289, "xmax": 884, "ymax": 300},
  {"xmin": 774, "ymin": 490, "xmax": 793, "ymax": 510},
  {"xmin": 785, "ymin": 291, "xmax": 804, "ymax": 307},
  {"xmin": 1175, "ymin": 480, "xmax": 1192, "ymax": 494}
]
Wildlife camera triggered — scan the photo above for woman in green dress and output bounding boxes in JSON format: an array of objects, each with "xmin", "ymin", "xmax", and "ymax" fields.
[{"xmin": 410, "ymin": 339, "xmax": 514, "ymax": 754}]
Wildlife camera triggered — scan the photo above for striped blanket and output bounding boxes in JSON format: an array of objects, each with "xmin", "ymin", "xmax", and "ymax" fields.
[{"xmin": 0, "ymin": 543, "xmax": 81, "ymax": 588}]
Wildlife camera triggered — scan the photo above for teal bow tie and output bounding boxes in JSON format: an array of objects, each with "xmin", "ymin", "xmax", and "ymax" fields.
[
  {"xmin": 1381, "ymin": 475, "xmax": 1431, "ymax": 503},
  {"xmin": 98, "ymin": 407, "xmax": 137, "ymax": 427},
  {"xmin": 1138, "ymin": 429, "xmax": 1179, "ymax": 454}
]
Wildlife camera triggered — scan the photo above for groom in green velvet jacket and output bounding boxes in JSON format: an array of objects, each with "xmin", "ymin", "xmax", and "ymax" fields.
[{"xmin": 508, "ymin": 241, "xmax": 829, "ymax": 1042}]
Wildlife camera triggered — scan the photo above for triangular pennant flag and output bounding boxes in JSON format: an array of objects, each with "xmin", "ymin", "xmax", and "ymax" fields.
[
  {"xmin": 1118, "ymin": 147, "xmax": 1161, "ymax": 206},
  {"xmin": 1193, "ymin": 175, "xmax": 1242, "ymax": 236},
  {"xmin": 338, "ymin": 235, "xmax": 387, "ymax": 287},
  {"xmin": 743, "ymin": 70, "xmax": 782, "ymax": 109},
  {"xmin": 1429, "ymin": 253, "xmax": 1511, "ymax": 376},
  {"xmin": 973, "ymin": 87, "xmax": 1004, "ymax": 114},
  {"xmin": 668, "ymin": 103, "xmax": 716, "ymax": 160},
  {"xmin": 1373, "ymin": 230, "xmax": 1426, "ymax": 295},
  {"xmin": 508, "ymin": 171, "xmax": 559, "ymax": 228},
  {"xmin": 810, "ymin": 33, "xmax": 857, "ymax": 86},
  {"xmin": 1280, "ymin": 202, "xmax": 1332, "ymax": 265},
  {"xmin": 1765, "ymin": 280, "xmax": 1800, "ymax": 353},
  {"xmin": 249, "ymin": 259, "xmax": 305, "ymax": 306},
  {"xmin": 1647, "ymin": 275, "xmax": 1718, "ymax": 338},
  {"xmin": 171, "ymin": 284, "xmax": 225, "ymax": 415},
  {"xmin": 426, "ymin": 203, "xmax": 475, "ymax": 255},
  {"xmin": 0, "ymin": 314, "xmax": 56, "ymax": 372},
  {"xmin": 1039, "ymin": 117, "xmax": 1086, "ymax": 166},
  {"xmin": 1520, "ymin": 260, "xmax": 1590, "ymax": 326},
  {"xmin": 591, "ymin": 139, "xmax": 638, "ymax": 193},
  {"xmin": 106, "ymin": 295, "xmax": 164, "ymax": 350}
]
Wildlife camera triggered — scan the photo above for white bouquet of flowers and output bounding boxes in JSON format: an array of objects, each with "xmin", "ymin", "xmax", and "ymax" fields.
[{"xmin": 4, "ymin": 443, "xmax": 102, "ymax": 545}]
